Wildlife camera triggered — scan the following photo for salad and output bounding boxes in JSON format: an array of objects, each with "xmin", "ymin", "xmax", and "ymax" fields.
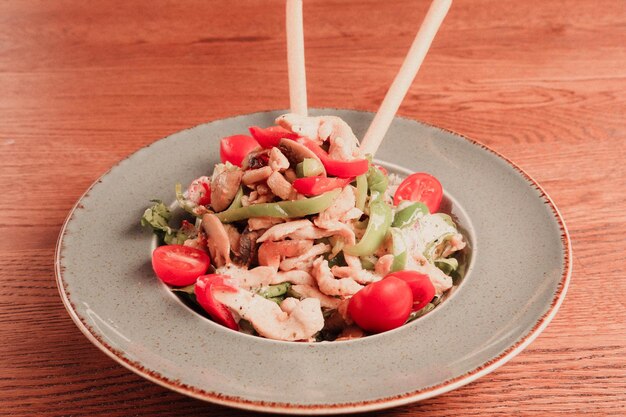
[{"xmin": 142, "ymin": 113, "xmax": 467, "ymax": 342}]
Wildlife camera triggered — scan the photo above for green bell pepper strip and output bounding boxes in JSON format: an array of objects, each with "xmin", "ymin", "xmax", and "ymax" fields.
[
  {"xmin": 296, "ymin": 158, "xmax": 325, "ymax": 178},
  {"xmin": 344, "ymin": 200, "xmax": 392, "ymax": 256},
  {"xmin": 355, "ymin": 174, "xmax": 368, "ymax": 211},
  {"xmin": 215, "ymin": 189, "xmax": 341, "ymax": 223},
  {"xmin": 390, "ymin": 228, "xmax": 408, "ymax": 272},
  {"xmin": 366, "ymin": 165, "xmax": 388, "ymax": 198},
  {"xmin": 392, "ymin": 201, "xmax": 429, "ymax": 228}
]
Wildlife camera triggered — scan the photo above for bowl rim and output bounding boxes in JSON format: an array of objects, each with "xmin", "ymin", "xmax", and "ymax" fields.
[{"xmin": 55, "ymin": 108, "xmax": 572, "ymax": 414}]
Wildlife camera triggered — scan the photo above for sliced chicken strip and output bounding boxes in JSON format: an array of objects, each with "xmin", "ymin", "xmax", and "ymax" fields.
[
  {"xmin": 215, "ymin": 264, "xmax": 276, "ymax": 289},
  {"xmin": 374, "ymin": 254, "xmax": 394, "ymax": 276},
  {"xmin": 268, "ymin": 147, "xmax": 290, "ymax": 172},
  {"xmin": 290, "ymin": 284, "xmax": 342, "ymax": 309},
  {"xmin": 271, "ymin": 271, "xmax": 315, "ymax": 286},
  {"xmin": 406, "ymin": 256, "xmax": 453, "ymax": 296},
  {"xmin": 266, "ymin": 171, "xmax": 294, "ymax": 200},
  {"xmin": 242, "ymin": 166, "xmax": 273, "ymax": 186},
  {"xmin": 317, "ymin": 186, "xmax": 356, "ymax": 223},
  {"xmin": 276, "ymin": 113, "xmax": 322, "ymax": 141},
  {"xmin": 276, "ymin": 114, "xmax": 361, "ymax": 161},
  {"xmin": 247, "ymin": 216, "xmax": 285, "ymax": 231},
  {"xmin": 312, "ymin": 257, "xmax": 363, "ymax": 297},
  {"xmin": 258, "ymin": 240, "xmax": 314, "ymax": 269},
  {"xmin": 313, "ymin": 220, "xmax": 356, "ymax": 246},
  {"xmin": 213, "ymin": 290, "xmax": 324, "ymax": 341},
  {"xmin": 201, "ymin": 213, "xmax": 231, "ymax": 267},
  {"xmin": 257, "ymin": 219, "xmax": 313, "ymax": 242},
  {"xmin": 331, "ymin": 254, "xmax": 381, "ymax": 285},
  {"xmin": 279, "ymin": 243, "xmax": 331, "ymax": 271}
]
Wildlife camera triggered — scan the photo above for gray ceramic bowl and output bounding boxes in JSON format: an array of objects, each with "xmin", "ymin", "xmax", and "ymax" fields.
[{"xmin": 55, "ymin": 109, "xmax": 571, "ymax": 414}]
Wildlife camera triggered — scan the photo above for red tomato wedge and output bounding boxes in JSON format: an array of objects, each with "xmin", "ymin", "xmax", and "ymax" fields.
[
  {"xmin": 220, "ymin": 134, "xmax": 259, "ymax": 167},
  {"xmin": 151, "ymin": 245, "xmax": 211, "ymax": 286},
  {"xmin": 249, "ymin": 126, "xmax": 299, "ymax": 148},
  {"xmin": 295, "ymin": 138, "xmax": 369, "ymax": 178},
  {"xmin": 385, "ymin": 270, "xmax": 435, "ymax": 311},
  {"xmin": 393, "ymin": 172, "xmax": 443, "ymax": 213},
  {"xmin": 348, "ymin": 277, "xmax": 413, "ymax": 333},
  {"xmin": 292, "ymin": 176, "xmax": 352, "ymax": 196},
  {"xmin": 198, "ymin": 181, "xmax": 211, "ymax": 206},
  {"xmin": 195, "ymin": 274, "xmax": 239, "ymax": 330}
]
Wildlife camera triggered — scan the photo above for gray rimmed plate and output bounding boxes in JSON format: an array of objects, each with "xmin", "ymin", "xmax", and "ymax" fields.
[{"xmin": 55, "ymin": 109, "xmax": 571, "ymax": 414}]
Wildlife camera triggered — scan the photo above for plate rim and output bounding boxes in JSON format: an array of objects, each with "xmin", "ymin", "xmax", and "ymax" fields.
[{"xmin": 55, "ymin": 108, "xmax": 572, "ymax": 414}]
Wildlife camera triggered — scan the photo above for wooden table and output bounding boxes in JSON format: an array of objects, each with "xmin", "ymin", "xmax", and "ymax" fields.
[{"xmin": 2, "ymin": 1, "xmax": 625, "ymax": 415}]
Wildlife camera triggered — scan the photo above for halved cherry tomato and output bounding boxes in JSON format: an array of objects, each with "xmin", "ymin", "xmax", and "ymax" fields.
[
  {"xmin": 393, "ymin": 172, "xmax": 443, "ymax": 213},
  {"xmin": 151, "ymin": 245, "xmax": 210, "ymax": 286},
  {"xmin": 292, "ymin": 176, "xmax": 352, "ymax": 196},
  {"xmin": 295, "ymin": 138, "xmax": 369, "ymax": 178},
  {"xmin": 348, "ymin": 277, "xmax": 413, "ymax": 333},
  {"xmin": 195, "ymin": 274, "xmax": 238, "ymax": 330},
  {"xmin": 249, "ymin": 126, "xmax": 299, "ymax": 148},
  {"xmin": 385, "ymin": 270, "xmax": 435, "ymax": 311},
  {"xmin": 220, "ymin": 135, "xmax": 259, "ymax": 167}
]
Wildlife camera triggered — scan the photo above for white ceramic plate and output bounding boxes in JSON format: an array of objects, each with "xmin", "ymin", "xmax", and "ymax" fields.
[{"xmin": 55, "ymin": 109, "xmax": 571, "ymax": 414}]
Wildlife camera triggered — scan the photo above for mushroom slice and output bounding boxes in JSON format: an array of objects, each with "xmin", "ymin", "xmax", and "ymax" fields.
[
  {"xmin": 201, "ymin": 213, "xmax": 231, "ymax": 267},
  {"xmin": 278, "ymin": 139, "xmax": 326, "ymax": 175},
  {"xmin": 211, "ymin": 166, "xmax": 243, "ymax": 212}
]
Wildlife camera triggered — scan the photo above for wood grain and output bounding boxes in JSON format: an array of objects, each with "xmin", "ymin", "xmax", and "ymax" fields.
[{"xmin": 1, "ymin": 0, "xmax": 625, "ymax": 415}]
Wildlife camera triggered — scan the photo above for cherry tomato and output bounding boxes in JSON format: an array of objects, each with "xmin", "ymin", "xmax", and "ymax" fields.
[
  {"xmin": 220, "ymin": 134, "xmax": 259, "ymax": 167},
  {"xmin": 151, "ymin": 245, "xmax": 210, "ymax": 286},
  {"xmin": 348, "ymin": 277, "xmax": 413, "ymax": 333},
  {"xmin": 393, "ymin": 172, "xmax": 443, "ymax": 213},
  {"xmin": 385, "ymin": 270, "xmax": 435, "ymax": 311},
  {"xmin": 195, "ymin": 274, "xmax": 239, "ymax": 330},
  {"xmin": 249, "ymin": 125, "xmax": 298, "ymax": 148},
  {"xmin": 292, "ymin": 176, "xmax": 352, "ymax": 196}
]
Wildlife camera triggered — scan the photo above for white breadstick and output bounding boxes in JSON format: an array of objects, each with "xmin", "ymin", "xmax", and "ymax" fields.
[
  {"xmin": 286, "ymin": 0, "xmax": 308, "ymax": 116},
  {"xmin": 360, "ymin": 0, "xmax": 452, "ymax": 155}
]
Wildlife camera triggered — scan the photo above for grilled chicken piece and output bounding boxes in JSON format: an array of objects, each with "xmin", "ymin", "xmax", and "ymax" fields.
[
  {"xmin": 266, "ymin": 171, "xmax": 294, "ymax": 200},
  {"xmin": 279, "ymin": 243, "xmax": 330, "ymax": 272},
  {"xmin": 312, "ymin": 257, "xmax": 363, "ymax": 297},
  {"xmin": 268, "ymin": 147, "xmax": 290, "ymax": 172},
  {"xmin": 290, "ymin": 284, "xmax": 342, "ymax": 309},
  {"xmin": 258, "ymin": 240, "xmax": 314, "ymax": 269},
  {"xmin": 242, "ymin": 166, "xmax": 273, "ymax": 187},
  {"xmin": 213, "ymin": 289, "xmax": 324, "ymax": 341},
  {"xmin": 247, "ymin": 217, "xmax": 285, "ymax": 231}
]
